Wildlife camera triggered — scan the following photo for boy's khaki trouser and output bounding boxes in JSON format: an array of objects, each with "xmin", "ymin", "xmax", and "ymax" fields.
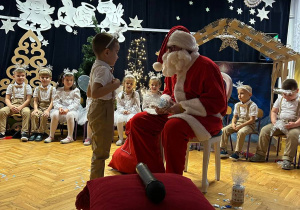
[
  {"xmin": 31, "ymin": 102, "xmax": 50, "ymax": 134},
  {"xmin": 256, "ymin": 123, "xmax": 300, "ymax": 162},
  {"xmin": 221, "ymin": 118, "xmax": 255, "ymax": 152},
  {"xmin": 88, "ymin": 99, "xmax": 114, "ymax": 180},
  {"xmin": 0, "ymin": 99, "xmax": 30, "ymax": 133}
]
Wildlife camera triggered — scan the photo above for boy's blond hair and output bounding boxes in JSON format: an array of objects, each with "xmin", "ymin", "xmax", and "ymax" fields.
[
  {"xmin": 13, "ymin": 64, "xmax": 28, "ymax": 74},
  {"xmin": 237, "ymin": 85, "xmax": 252, "ymax": 94},
  {"xmin": 39, "ymin": 66, "xmax": 52, "ymax": 77}
]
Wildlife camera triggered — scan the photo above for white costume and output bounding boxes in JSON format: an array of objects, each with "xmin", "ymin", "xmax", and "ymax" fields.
[
  {"xmin": 50, "ymin": 87, "xmax": 81, "ymax": 122},
  {"xmin": 142, "ymin": 91, "xmax": 161, "ymax": 114},
  {"xmin": 78, "ymin": 97, "xmax": 92, "ymax": 126},
  {"xmin": 114, "ymin": 91, "xmax": 141, "ymax": 124}
]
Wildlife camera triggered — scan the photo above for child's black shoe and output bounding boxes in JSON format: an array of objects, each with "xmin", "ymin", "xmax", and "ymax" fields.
[
  {"xmin": 35, "ymin": 133, "xmax": 43, "ymax": 142},
  {"xmin": 29, "ymin": 133, "xmax": 37, "ymax": 141}
]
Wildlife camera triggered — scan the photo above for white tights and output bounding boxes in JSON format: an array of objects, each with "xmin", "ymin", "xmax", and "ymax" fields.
[
  {"xmin": 117, "ymin": 122, "xmax": 124, "ymax": 140},
  {"xmin": 87, "ymin": 122, "xmax": 92, "ymax": 139},
  {"xmin": 50, "ymin": 110, "xmax": 75, "ymax": 139}
]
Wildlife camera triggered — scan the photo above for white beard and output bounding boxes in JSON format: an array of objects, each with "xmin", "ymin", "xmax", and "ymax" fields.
[{"xmin": 162, "ymin": 50, "xmax": 192, "ymax": 77}]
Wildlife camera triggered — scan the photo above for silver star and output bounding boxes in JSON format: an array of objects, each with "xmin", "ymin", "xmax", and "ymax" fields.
[
  {"xmin": 237, "ymin": 8, "xmax": 243, "ymax": 14},
  {"xmin": 42, "ymin": 40, "xmax": 49, "ymax": 46},
  {"xmin": 189, "ymin": 1, "xmax": 193, "ymax": 5},
  {"xmin": 229, "ymin": 6, "xmax": 234, "ymax": 10},
  {"xmin": 129, "ymin": 16, "xmax": 143, "ymax": 29},
  {"xmin": 206, "ymin": 7, "xmax": 210, "ymax": 12},
  {"xmin": 263, "ymin": 0, "xmax": 275, "ymax": 8},
  {"xmin": 249, "ymin": 18, "xmax": 256, "ymax": 25},
  {"xmin": 0, "ymin": 19, "xmax": 16, "ymax": 34},
  {"xmin": 257, "ymin": 7, "xmax": 269, "ymax": 21},
  {"xmin": 250, "ymin": 8, "xmax": 255, "ymax": 15},
  {"xmin": 73, "ymin": 30, "xmax": 78, "ymax": 35},
  {"xmin": 176, "ymin": 16, "xmax": 180, "ymax": 20}
]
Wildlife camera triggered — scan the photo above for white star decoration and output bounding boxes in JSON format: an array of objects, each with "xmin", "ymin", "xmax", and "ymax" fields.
[
  {"xmin": 228, "ymin": 0, "xmax": 234, "ymax": 3},
  {"xmin": 129, "ymin": 16, "xmax": 143, "ymax": 29},
  {"xmin": 176, "ymin": 16, "xmax": 180, "ymax": 20},
  {"xmin": 237, "ymin": 8, "xmax": 243, "ymax": 14},
  {"xmin": 257, "ymin": 7, "xmax": 269, "ymax": 21},
  {"xmin": 0, "ymin": 5, "xmax": 4, "ymax": 10},
  {"xmin": 229, "ymin": 6, "xmax": 234, "ymax": 10},
  {"xmin": 250, "ymin": 8, "xmax": 255, "ymax": 15},
  {"xmin": 263, "ymin": 0, "xmax": 275, "ymax": 8},
  {"xmin": 0, "ymin": 19, "xmax": 16, "ymax": 34},
  {"xmin": 206, "ymin": 7, "xmax": 210, "ymax": 12},
  {"xmin": 249, "ymin": 18, "xmax": 256, "ymax": 25},
  {"xmin": 189, "ymin": 1, "xmax": 193, "ymax": 5},
  {"xmin": 42, "ymin": 40, "xmax": 49, "ymax": 46},
  {"xmin": 73, "ymin": 30, "xmax": 78, "ymax": 35}
]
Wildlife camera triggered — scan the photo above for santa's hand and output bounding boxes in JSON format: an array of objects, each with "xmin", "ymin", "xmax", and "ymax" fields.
[
  {"xmin": 168, "ymin": 103, "xmax": 184, "ymax": 114},
  {"xmin": 154, "ymin": 106, "xmax": 169, "ymax": 115}
]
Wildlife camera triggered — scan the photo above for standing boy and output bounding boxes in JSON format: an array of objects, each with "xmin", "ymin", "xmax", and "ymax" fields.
[
  {"xmin": 250, "ymin": 79, "xmax": 300, "ymax": 170},
  {"xmin": 0, "ymin": 64, "xmax": 32, "ymax": 141},
  {"xmin": 87, "ymin": 32, "xmax": 120, "ymax": 179},
  {"xmin": 29, "ymin": 65, "xmax": 56, "ymax": 141},
  {"xmin": 220, "ymin": 85, "xmax": 258, "ymax": 160}
]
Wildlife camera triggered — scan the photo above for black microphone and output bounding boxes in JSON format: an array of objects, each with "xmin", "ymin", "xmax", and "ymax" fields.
[{"xmin": 136, "ymin": 162, "xmax": 166, "ymax": 204}]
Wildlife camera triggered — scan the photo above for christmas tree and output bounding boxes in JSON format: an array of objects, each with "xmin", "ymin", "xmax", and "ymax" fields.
[
  {"xmin": 77, "ymin": 17, "xmax": 100, "ymax": 79},
  {"xmin": 124, "ymin": 37, "xmax": 148, "ymax": 90}
]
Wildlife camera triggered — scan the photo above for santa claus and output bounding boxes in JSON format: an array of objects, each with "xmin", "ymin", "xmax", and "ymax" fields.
[{"xmin": 109, "ymin": 25, "xmax": 227, "ymax": 175}]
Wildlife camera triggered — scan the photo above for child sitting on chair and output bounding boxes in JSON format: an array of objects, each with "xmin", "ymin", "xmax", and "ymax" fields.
[
  {"xmin": 0, "ymin": 64, "xmax": 32, "ymax": 141},
  {"xmin": 142, "ymin": 76, "xmax": 162, "ymax": 114},
  {"xmin": 115, "ymin": 74, "xmax": 141, "ymax": 146},
  {"xmin": 44, "ymin": 69, "xmax": 81, "ymax": 144},
  {"xmin": 220, "ymin": 84, "xmax": 258, "ymax": 160},
  {"xmin": 250, "ymin": 79, "xmax": 300, "ymax": 170},
  {"xmin": 29, "ymin": 65, "xmax": 56, "ymax": 141}
]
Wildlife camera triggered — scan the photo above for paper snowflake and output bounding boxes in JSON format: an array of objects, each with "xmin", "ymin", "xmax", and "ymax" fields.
[{"xmin": 42, "ymin": 40, "xmax": 49, "ymax": 46}]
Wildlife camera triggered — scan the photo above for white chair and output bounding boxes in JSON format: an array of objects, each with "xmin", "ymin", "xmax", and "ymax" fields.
[{"xmin": 184, "ymin": 72, "xmax": 232, "ymax": 193}]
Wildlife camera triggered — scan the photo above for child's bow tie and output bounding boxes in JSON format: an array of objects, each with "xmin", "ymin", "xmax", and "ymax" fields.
[
  {"xmin": 40, "ymin": 87, "xmax": 48, "ymax": 91},
  {"xmin": 14, "ymin": 85, "xmax": 23, "ymax": 88}
]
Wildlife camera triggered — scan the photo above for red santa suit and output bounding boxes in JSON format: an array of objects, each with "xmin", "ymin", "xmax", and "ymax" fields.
[{"xmin": 109, "ymin": 26, "xmax": 227, "ymax": 175}]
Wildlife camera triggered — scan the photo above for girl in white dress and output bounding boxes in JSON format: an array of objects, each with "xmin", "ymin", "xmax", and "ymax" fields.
[
  {"xmin": 142, "ymin": 76, "xmax": 162, "ymax": 114},
  {"xmin": 44, "ymin": 69, "xmax": 81, "ymax": 144},
  {"xmin": 115, "ymin": 74, "xmax": 141, "ymax": 146}
]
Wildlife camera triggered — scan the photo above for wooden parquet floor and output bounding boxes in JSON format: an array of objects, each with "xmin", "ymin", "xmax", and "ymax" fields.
[{"xmin": 1, "ymin": 132, "xmax": 300, "ymax": 210}]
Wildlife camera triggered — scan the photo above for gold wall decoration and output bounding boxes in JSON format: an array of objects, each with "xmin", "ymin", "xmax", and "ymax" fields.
[{"xmin": 0, "ymin": 30, "xmax": 55, "ymax": 129}]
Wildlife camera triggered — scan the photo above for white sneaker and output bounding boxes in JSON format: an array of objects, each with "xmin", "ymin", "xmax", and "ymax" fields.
[
  {"xmin": 60, "ymin": 136, "xmax": 74, "ymax": 144},
  {"xmin": 44, "ymin": 136, "xmax": 53, "ymax": 143},
  {"xmin": 83, "ymin": 138, "xmax": 91, "ymax": 146},
  {"xmin": 116, "ymin": 139, "xmax": 124, "ymax": 146}
]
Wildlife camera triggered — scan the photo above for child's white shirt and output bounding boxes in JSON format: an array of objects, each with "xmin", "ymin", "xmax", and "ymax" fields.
[
  {"xmin": 6, "ymin": 82, "xmax": 32, "ymax": 99},
  {"xmin": 33, "ymin": 84, "xmax": 56, "ymax": 102},
  {"xmin": 233, "ymin": 99, "xmax": 258, "ymax": 119},
  {"xmin": 89, "ymin": 60, "xmax": 114, "ymax": 100},
  {"xmin": 273, "ymin": 95, "xmax": 300, "ymax": 120}
]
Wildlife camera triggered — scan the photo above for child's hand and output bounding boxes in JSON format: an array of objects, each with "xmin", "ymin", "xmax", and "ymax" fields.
[
  {"xmin": 232, "ymin": 123, "xmax": 237, "ymax": 130},
  {"xmin": 43, "ymin": 110, "xmax": 50, "ymax": 118},
  {"xmin": 14, "ymin": 106, "xmax": 21, "ymax": 113},
  {"xmin": 285, "ymin": 122, "xmax": 295, "ymax": 130},
  {"xmin": 64, "ymin": 109, "xmax": 69, "ymax": 114},
  {"xmin": 31, "ymin": 110, "xmax": 38, "ymax": 116},
  {"xmin": 112, "ymin": 78, "xmax": 120, "ymax": 87},
  {"xmin": 235, "ymin": 125, "xmax": 242, "ymax": 131},
  {"xmin": 10, "ymin": 106, "xmax": 17, "ymax": 113},
  {"xmin": 59, "ymin": 107, "xmax": 64, "ymax": 114},
  {"xmin": 123, "ymin": 110, "xmax": 130, "ymax": 115}
]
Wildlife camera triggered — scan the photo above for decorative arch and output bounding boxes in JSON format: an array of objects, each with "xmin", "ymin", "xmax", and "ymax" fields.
[{"xmin": 193, "ymin": 18, "xmax": 300, "ymax": 105}]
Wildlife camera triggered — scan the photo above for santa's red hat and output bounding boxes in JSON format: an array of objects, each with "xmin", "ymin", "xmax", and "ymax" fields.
[{"xmin": 153, "ymin": 26, "xmax": 198, "ymax": 72}]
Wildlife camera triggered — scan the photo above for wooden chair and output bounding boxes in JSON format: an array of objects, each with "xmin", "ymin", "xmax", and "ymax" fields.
[
  {"xmin": 184, "ymin": 72, "xmax": 232, "ymax": 193},
  {"xmin": 228, "ymin": 108, "xmax": 264, "ymax": 159}
]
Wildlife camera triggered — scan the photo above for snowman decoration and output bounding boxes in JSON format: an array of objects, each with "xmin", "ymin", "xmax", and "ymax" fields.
[
  {"xmin": 97, "ymin": 0, "xmax": 128, "ymax": 42},
  {"xmin": 54, "ymin": 0, "xmax": 96, "ymax": 33},
  {"xmin": 16, "ymin": 0, "xmax": 54, "ymax": 41}
]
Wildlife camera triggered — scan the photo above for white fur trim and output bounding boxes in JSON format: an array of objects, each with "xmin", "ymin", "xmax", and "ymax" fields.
[
  {"xmin": 168, "ymin": 30, "xmax": 199, "ymax": 52},
  {"xmin": 169, "ymin": 113, "xmax": 211, "ymax": 141},
  {"xmin": 153, "ymin": 62, "xmax": 163, "ymax": 72},
  {"xmin": 180, "ymin": 98, "xmax": 206, "ymax": 117},
  {"xmin": 174, "ymin": 52, "xmax": 199, "ymax": 102}
]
